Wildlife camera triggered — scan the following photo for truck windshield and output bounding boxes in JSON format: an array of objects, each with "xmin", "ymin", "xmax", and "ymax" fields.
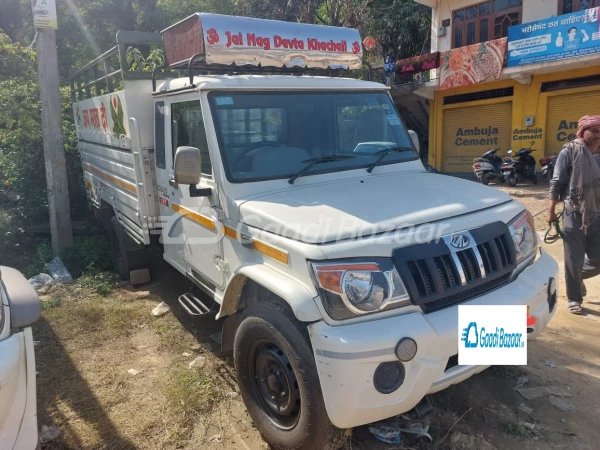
[{"xmin": 208, "ymin": 91, "xmax": 418, "ymax": 183}]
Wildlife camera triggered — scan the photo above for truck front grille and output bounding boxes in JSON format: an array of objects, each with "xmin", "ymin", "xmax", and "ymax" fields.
[{"xmin": 393, "ymin": 222, "xmax": 516, "ymax": 313}]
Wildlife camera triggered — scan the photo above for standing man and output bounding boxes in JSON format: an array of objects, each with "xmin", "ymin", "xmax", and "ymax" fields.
[{"xmin": 548, "ymin": 115, "xmax": 600, "ymax": 314}]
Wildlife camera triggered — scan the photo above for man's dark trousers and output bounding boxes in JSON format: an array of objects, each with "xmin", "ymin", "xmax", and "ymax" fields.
[{"xmin": 562, "ymin": 208, "xmax": 600, "ymax": 304}]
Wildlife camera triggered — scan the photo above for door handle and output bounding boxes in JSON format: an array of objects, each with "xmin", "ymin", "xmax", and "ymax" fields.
[{"xmin": 169, "ymin": 177, "xmax": 178, "ymax": 188}]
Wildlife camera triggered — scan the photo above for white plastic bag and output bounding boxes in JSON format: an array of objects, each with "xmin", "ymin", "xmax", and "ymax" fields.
[
  {"xmin": 45, "ymin": 256, "xmax": 73, "ymax": 283},
  {"xmin": 28, "ymin": 273, "xmax": 55, "ymax": 289}
]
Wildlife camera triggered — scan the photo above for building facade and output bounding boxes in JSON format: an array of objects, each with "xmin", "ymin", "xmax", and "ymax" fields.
[{"xmin": 396, "ymin": 0, "xmax": 600, "ymax": 175}]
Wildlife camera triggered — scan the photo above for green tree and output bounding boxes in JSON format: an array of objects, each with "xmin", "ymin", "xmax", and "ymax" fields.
[
  {"xmin": 0, "ymin": 32, "xmax": 85, "ymax": 218},
  {"xmin": 367, "ymin": 0, "xmax": 431, "ymax": 60},
  {"xmin": 0, "ymin": 0, "xmax": 32, "ymax": 43},
  {"xmin": 0, "ymin": 0, "xmax": 432, "ymax": 220}
]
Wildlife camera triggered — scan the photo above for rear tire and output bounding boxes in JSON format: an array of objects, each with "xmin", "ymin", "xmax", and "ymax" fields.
[
  {"xmin": 508, "ymin": 175, "xmax": 517, "ymax": 187},
  {"xmin": 532, "ymin": 174, "xmax": 538, "ymax": 185},
  {"xmin": 480, "ymin": 175, "xmax": 489, "ymax": 185},
  {"xmin": 234, "ymin": 299, "xmax": 349, "ymax": 450},
  {"xmin": 108, "ymin": 216, "xmax": 149, "ymax": 281}
]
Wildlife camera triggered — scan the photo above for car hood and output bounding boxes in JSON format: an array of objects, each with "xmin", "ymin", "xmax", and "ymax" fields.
[{"xmin": 238, "ymin": 172, "xmax": 513, "ymax": 244}]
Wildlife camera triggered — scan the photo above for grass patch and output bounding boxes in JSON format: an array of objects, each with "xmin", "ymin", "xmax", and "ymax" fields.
[
  {"xmin": 34, "ymin": 274, "xmax": 248, "ymax": 450},
  {"xmin": 61, "ymin": 234, "xmax": 113, "ymax": 277},
  {"xmin": 164, "ymin": 366, "xmax": 219, "ymax": 420},
  {"xmin": 40, "ymin": 295, "xmax": 62, "ymax": 310},
  {"xmin": 501, "ymin": 420, "xmax": 538, "ymax": 439},
  {"xmin": 0, "ymin": 207, "xmax": 114, "ymax": 282},
  {"xmin": 76, "ymin": 271, "xmax": 115, "ymax": 297},
  {"xmin": 44, "ymin": 294, "xmax": 147, "ymax": 343},
  {"xmin": 0, "ymin": 207, "xmax": 51, "ymax": 278},
  {"xmin": 150, "ymin": 318, "xmax": 190, "ymax": 354}
]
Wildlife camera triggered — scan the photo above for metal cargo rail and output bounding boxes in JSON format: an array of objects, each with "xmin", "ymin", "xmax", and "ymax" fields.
[{"xmin": 69, "ymin": 31, "xmax": 176, "ymax": 245}]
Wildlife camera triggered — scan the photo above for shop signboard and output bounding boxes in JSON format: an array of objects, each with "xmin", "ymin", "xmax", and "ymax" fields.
[
  {"xmin": 507, "ymin": 7, "xmax": 600, "ymax": 66},
  {"xmin": 31, "ymin": 0, "xmax": 58, "ymax": 29}
]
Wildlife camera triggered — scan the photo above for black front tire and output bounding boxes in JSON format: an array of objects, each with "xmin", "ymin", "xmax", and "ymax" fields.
[{"xmin": 234, "ymin": 299, "xmax": 349, "ymax": 450}]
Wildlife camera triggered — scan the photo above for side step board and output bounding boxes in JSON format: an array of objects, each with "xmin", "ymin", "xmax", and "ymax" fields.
[{"xmin": 178, "ymin": 292, "xmax": 216, "ymax": 317}]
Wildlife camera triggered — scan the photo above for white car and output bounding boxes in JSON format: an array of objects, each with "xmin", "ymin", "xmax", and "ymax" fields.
[{"xmin": 0, "ymin": 266, "xmax": 41, "ymax": 450}]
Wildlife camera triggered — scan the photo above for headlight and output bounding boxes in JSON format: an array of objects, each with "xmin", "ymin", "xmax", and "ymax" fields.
[
  {"xmin": 508, "ymin": 209, "xmax": 538, "ymax": 264},
  {"xmin": 311, "ymin": 260, "xmax": 410, "ymax": 320}
]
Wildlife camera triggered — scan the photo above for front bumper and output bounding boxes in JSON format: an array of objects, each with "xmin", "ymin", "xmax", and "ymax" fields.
[{"xmin": 308, "ymin": 249, "xmax": 558, "ymax": 429}]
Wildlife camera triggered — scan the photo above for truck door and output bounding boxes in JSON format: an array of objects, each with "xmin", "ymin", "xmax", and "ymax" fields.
[{"xmin": 154, "ymin": 95, "xmax": 223, "ymax": 289}]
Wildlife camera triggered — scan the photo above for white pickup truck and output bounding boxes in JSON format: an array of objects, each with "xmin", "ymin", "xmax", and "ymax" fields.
[{"xmin": 70, "ymin": 13, "xmax": 559, "ymax": 450}]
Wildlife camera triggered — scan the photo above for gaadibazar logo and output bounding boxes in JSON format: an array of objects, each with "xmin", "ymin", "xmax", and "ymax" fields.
[
  {"xmin": 460, "ymin": 321, "xmax": 524, "ymax": 349},
  {"xmin": 458, "ymin": 305, "xmax": 527, "ymax": 365}
]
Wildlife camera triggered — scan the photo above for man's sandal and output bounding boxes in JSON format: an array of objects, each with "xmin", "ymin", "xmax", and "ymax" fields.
[{"xmin": 568, "ymin": 302, "xmax": 584, "ymax": 315}]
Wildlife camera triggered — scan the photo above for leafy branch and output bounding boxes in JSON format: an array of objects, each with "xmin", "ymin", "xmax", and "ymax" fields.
[{"xmin": 125, "ymin": 46, "xmax": 165, "ymax": 72}]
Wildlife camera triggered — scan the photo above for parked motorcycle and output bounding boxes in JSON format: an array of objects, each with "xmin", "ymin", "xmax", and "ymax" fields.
[
  {"xmin": 473, "ymin": 147, "xmax": 505, "ymax": 185},
  {"xmin": 501, "ymin": 141, "xmax": 538, "ymax": 187},
  {"xmin": 540, "ymin": 155, "xmax": 557, "ymax": 180}
]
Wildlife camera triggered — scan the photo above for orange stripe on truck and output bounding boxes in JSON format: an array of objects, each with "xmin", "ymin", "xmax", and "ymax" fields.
[
  {"xmin": 170, "ymin": 204, "xmax": 288, "ymax": 265},
  {"xmin": 223, "ymin": 225, "xmax": 238, "ymax": 240},
  {"xmin": 253, "ymin": 240, "xmax": 289, "ymax": 265},
  {"xmin": 83, "ymin": 163, "xmax": 137, "ymax": 195},
  {"xmin": 171, "ymin": 203, "xmax": 216, "ymax": 231}
]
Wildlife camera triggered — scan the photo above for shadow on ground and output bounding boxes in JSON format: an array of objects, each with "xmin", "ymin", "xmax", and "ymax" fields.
[{"xmin": 35, "ymin": 316, "xmax": 137, "ymax": 450}]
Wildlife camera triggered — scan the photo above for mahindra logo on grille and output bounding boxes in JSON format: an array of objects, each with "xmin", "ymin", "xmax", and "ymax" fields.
[{"xmin": 450, "ymin": 234, "xmax": 470, "ymax": 249}]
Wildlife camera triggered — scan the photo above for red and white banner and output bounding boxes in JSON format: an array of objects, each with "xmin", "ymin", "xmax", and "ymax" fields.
[{"xmin": 162, "ymin": 13, "xmax": 363, "ymax": 70}]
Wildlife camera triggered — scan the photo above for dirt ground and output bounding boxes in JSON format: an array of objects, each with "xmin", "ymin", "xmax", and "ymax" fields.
[{"xmin": 34, "ymin": 180, "xmax": 600, "ymax": 450}]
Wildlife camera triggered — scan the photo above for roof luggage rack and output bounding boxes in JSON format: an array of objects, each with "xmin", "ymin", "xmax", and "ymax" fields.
[
  {"xmin": 151, "ymin": 12, "xmax": 373, "ymax": 95},
  {"xmin": 150, "ymin": 54, "xmax": 372, "ymax": 94}
]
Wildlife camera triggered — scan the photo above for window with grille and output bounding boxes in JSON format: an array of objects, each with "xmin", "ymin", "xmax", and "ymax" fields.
[
  {"xmin": 452, "ymin": 0, "xmax": 522, "ymax": 49},
  {"xmin": 559, "ymin": 0, "xmax": 599, "ymax": 15}
]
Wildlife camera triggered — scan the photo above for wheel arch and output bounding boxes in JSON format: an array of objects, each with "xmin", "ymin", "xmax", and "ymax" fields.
[{"xmin": 218, "ymin": 265, "xmax": 323, "ymax": 352}]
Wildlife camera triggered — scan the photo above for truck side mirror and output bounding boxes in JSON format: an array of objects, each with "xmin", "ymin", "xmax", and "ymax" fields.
[
  {"xmin": 174, "ymin": 146, "xmax": 202, "ymax": 185},
  {"xmin": 408, "ymin": 130, "xmax": 420, "ymax": 154},
  {"xmin": 173, "ymin": 146, "xmax": 212, "ymax": 198}
]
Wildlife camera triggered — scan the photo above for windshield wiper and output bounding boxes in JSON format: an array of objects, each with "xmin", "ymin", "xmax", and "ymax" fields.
[
  {"xmin": 366, "ymin": 147, "xmax": 415, "ymax": 173},
  {"xmin": 288, "ymin": 155, "xmax": 356, "ymax": 184}
]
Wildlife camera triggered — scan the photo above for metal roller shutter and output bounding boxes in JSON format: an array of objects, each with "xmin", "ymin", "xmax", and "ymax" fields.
[
  {"xmin": 546, "ymin": 91, "xmax": 600, "ymax": 156},
  {"xmin": 442, "ymin": 102, "xmax": 512, "ymax": 173}
]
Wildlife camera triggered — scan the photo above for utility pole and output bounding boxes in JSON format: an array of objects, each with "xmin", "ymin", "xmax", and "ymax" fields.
[{"xmin": 36, "ymin": 27, "xmax": 73, "ymax": 253}]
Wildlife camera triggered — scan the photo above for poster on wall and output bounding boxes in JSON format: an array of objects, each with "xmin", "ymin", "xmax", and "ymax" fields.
[
  {"xmin": 439, "ymin": 38, "xmax": 508, "ymax": 91},
  {"xmin": 31, "ymin": 0, "xmax": 58, "ymax": 29},
  {"xmin": 507, "ymin": 7, "xmax": 600, "ymax": 66}
]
